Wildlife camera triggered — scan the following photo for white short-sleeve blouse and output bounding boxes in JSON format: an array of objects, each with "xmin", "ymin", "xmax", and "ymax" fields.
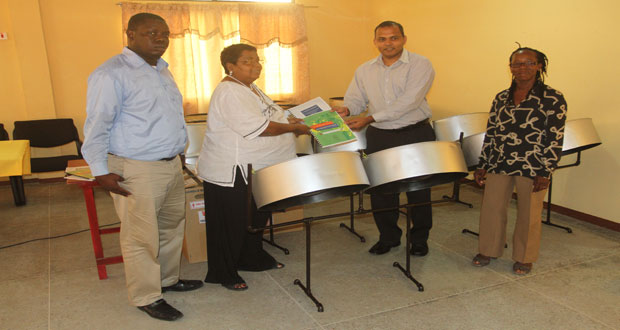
[{"xmin": 197, "ymin": 81, "xmax": 296, "ymax": 187}]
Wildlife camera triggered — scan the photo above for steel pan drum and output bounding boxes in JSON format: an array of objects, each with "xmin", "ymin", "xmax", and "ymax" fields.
[
  {"xmin": 252, "ymin": 151, "xmax": 370, "ymax": 211},
  {"xmin": 461, "ymin": 132, "xmax": 485, "ymax": 170},
  {"xmin": 363, "ymin": 141, "xmax": 468, "ymax": 194},
  {"xmin": 295, "ymin": 134, "xmax": 314, "ymax": 156},
  {"xmin": 316, "ymin": 127, "xmax": 367, "ymax": 153},
  {"xmin": 433, "ymin": 112, "xmax": 489, "ymax": 141},
  {"xmin": 562, "ymin": 118, "xmax": 602, "ymax": 155}
]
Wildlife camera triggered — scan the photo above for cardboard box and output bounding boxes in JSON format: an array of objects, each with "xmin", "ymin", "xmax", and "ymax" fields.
[
  {"xmin": 182, "ymin": 186, "xmax": 207, "ymax": 263},
  {"xmin": 181, "ymin": 181, "xmax": 303, "ymax": 263}
]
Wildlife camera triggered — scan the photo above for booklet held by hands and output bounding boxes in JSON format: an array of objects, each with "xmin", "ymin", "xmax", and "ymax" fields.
[{"xmin": 288, "ymin": 97, "xmax": 357, "ymax": 148}]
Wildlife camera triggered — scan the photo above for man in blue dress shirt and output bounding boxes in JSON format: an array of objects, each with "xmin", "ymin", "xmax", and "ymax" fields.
[{"xmin": 82, "ymin": 13, "xmax": 202, "ymax": 321}]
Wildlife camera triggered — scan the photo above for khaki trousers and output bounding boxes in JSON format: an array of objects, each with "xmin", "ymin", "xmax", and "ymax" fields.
[
  {"xmin": 478, "ymin": 173, "xmax": 547, "ymax": 263},
  {"xmin": 108, "ymin": 155, "xmax": 185, "ymax": 306}
]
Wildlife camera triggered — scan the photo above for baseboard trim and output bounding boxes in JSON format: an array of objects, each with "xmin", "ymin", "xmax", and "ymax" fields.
[
  {"xmin": 464, "ymin": 180, "xmax": 619, "ymax": 232},
  {"xmin": 543, "ymin": 202, "xmax": 619, "ymax": 232}
]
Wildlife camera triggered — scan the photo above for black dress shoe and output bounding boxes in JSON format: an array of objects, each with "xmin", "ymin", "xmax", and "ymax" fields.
[
  {"xmin": 162, "ymin": 279, "xmax": 204, "ymax": 292},
  {"xmin": 410, "ymin": 242, "xmax": 429, "ymax": 256},
  {"xmin": 368, "ymin": 241, "xmax": 400, "ymax": 255},
  {"xmin": 138, "ymin": 299, "xmax": 183, "ymax": 321}
]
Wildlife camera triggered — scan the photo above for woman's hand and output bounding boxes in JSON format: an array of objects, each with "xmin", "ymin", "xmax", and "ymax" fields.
[
  {"xmin": 533, "ymin": 176, "xmax": 550, "ymax": 192},
  {"xmin": 292, "ymin": 123, "xmax": 311, "ymax": 136},
  {"xmin": 331, "ymin": 106, "xmax": 350, "ymax": 118},
  {"xmin": 474, "ymin": 169, "xmax": 487, "ymax": 187},
  {"xmin": 287, "ymin": 117, "xmax": 304, "ymax": 124}
]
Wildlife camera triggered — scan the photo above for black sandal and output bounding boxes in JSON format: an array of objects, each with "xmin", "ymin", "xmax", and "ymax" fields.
[
  {"xmin": 472, "ymin": 254, "xmax": 492, "ymax": 267},
  {"xmin": 513, "ymin": 262, "xmax": 532, "ymax": 275},
  {"xmin": 222, "ymin": 282, "xmax": 248, "ymax": 291}
]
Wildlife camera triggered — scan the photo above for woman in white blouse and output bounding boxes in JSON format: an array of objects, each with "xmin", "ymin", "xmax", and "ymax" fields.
[{"xmin": 197, "ymin": 44, "xmax": 309, "ymax": 291}]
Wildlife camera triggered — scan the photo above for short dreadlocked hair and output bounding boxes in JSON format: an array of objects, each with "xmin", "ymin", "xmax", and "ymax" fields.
[{"xmin": 510, "ymin": 45, "xmax": 548, "ymax": 83}]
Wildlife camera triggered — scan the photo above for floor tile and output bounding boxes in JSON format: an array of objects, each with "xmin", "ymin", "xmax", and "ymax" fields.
[{"xmin": 0, "ymin": 275, "xmax": 49, "ymax": 329}]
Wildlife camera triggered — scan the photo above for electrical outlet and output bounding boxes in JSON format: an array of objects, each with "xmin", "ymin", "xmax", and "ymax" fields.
[{"xmin": 0, "ymin": 32, "xmax": 7, "ymax": 40}]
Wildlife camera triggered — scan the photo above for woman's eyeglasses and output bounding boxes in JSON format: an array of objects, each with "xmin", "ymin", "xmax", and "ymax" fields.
[
  {"xmin": 509, "ymin": 61, "xmax": 537, "ymax": 68},
  {"xmin": 238, "ymin": 58, "xmax": 264, "ymax": 66}
]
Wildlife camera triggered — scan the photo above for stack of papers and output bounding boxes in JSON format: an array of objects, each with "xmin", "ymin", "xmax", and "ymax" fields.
[
  {"xmin": 65, "ymin": 166, "xmax": 95, "ymax": 181},
  {"xmin": 288, "ymin": 97, "xmax": 357, "ymax": 148}
]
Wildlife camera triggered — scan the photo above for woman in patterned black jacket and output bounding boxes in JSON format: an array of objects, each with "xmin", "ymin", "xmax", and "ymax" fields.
[{"xmin": 472, "ymin": 47, "xmax": 567, "ymax": 275}]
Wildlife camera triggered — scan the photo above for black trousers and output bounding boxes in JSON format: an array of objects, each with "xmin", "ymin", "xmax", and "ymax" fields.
[
  {"xmin": 365, "ymin": 121, "xmax": 436, "ymax": 245},
  {"xmin": 203, "ymin": 168, "xmax": 277, "ymax": 286}
]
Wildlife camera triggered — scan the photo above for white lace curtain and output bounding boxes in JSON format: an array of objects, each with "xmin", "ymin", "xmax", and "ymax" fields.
[{"xmin": 121, "ymin": 2, "xmax": 310, "ymax": 114}]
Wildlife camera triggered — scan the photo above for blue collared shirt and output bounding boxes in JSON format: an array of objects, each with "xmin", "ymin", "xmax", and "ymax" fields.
[
  {"xmin": 344, "ymin": 50, "xmax": 435, "ymax": 129},
  {"xmin": 82, "ymin": 47, "xmax": 187, "ymax": 176}
]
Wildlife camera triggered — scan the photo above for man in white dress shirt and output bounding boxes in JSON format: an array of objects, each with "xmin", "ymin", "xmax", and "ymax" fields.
[{"xmin": 334, "ymin": 21, "xmax": 436, "ymax": 256}]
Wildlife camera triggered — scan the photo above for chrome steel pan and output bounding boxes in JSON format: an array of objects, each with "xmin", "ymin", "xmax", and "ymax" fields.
[
  {"xmin": 252, "ymin": 151, "xmax": 370, "ymax": 211},
  {"xmin": 295, "ymin": 134, "xmax": 314, "ymax": 156},
  {"xmin": 433, "ymin": 112, "xmax": 489, "ymax": 141},
  {"xmin": 316, "ymin": 127, "xmax": 367, "ymax": 153},
  {"xmin": 562, "ymin": 118, "xmax": 602, "ymax": 155},
  {"xmin": 363, "ymin": 141, "xmax": 468, "ymax": 194},
  {"xmin": 461, "ymin": 132, "xmax": 485, "ymax": 170}
]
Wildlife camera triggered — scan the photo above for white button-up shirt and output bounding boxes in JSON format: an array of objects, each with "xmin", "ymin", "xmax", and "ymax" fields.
[
  {"xmin": 197, "ymin": 81, "xmax": 296, "ymax": 187},
  {"xmin": 343, "ymin": 50, "xmax": 435, "ymax": 129}
]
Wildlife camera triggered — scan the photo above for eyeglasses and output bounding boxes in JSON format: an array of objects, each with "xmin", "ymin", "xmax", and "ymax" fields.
[
  {"xmin": 509, "ymin": 61, "xmax": 538, "ymax": 68},
  {"xmin": 238, "ymin": 58, "xmax": 264, "ymax": 65}
]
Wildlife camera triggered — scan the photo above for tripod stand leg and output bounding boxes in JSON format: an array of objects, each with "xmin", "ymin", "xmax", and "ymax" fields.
[
  {"xmin": 541, "ymin": 176, "xmax": 573, "ymax": 233},
  {"xmin": 262, "ymin": 214, "xmax": 290, "ymax": 254},
  {"xmin": 393, "ymin": 206, "xmax": 424, "ymax": 292},
  {"xmin": 340, "ymin": 194, "xmax": 366, "ymax": 242},
  {"xmin": 294, "ymin": 219, "xmax": 324, "ymax": 312}
]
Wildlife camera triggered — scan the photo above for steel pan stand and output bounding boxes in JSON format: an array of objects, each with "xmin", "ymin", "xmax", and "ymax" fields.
[
  {"xmin": 340, "ymin": 192, "xmax": 366, "ymax": 242},
  {"xmin": 263, "ymin": 212, "xmax": 290, "ymax": 254},
  {"xmin": 393, "ymin": 205, "xmax": 424, "ymax": 291},
  {"xmin": 442, "ymin": 133, "xmax": 473, "ymax": 208},
  {"xmin": 294, "ymin": 217, "xmax": 324, "ymax": 312},
  {"xmin": 339, "ymin": 149, "xmax": 367, "ymax": 242},
  {"xmin": 541, "ymin": 151, "xmax": 584, "ymax": 233},
  {"xmin": 247, "ymin": 164, "xmax": 290, "ymax": 255}
]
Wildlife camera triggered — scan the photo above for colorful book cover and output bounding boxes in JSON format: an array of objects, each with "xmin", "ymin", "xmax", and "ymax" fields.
[{"xmin": 303, "ymin": 111, "xmax": 357, "ymax": 148}]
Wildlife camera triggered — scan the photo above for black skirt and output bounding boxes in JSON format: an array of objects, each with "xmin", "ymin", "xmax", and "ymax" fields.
[{"xmin": 203, "ymin": 167, "xmax": 278, "ymax": 286}]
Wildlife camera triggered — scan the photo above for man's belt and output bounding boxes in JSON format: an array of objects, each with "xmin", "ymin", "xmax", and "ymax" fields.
[
  {"xmin": 108, "ymin": 153, "xmax": 177, "ymax": 162},
  {"xmin": 159, "ymin": 155, "xmax": 177, "ymax": 161},
  {"xmin": 376, "ymin": 118, "xmax": 430, "ymax": 132}
]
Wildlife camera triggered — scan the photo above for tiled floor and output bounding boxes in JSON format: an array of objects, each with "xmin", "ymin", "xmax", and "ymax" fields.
[{"xmin": 0, "ymin": 181, "xmax": 618, "ymax": 329}]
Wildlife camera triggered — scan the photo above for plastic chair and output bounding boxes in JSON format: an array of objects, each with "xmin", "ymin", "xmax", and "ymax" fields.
[
  {"xmin": 13, "ymin": 119, "xmax": 82, "ymax": 173},
  {"xmin": 0, "ymin": 124, "xmax": 8, "ymax": 140},
  {"xmin": 185, "ymin": 122, "xmax": 206, "ymax": 165}
]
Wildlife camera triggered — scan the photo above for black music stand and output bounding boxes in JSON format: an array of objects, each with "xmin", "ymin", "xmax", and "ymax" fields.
[
  {"xmin": 442, "ymin": 132, "xmax": 474, "ymax": 208},
  {"xmin": 340, "ymin": 149, "xmax": 368, "ymax": 243},
  {"xmin": 543, "ymin": 141, "xmax": 600, "ymax": 232}
]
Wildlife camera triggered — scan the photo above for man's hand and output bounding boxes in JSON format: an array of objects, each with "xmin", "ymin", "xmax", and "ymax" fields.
[
  {"xmin": 331, "ymin": 106, "xmax": 350, "ymax": 118},
  {"xmin": 95, "ymin": 173, "xmax": 131, "ymax": 196},
  {"xmin": 474, "ymin": 169, "xmax": 487, "ymax": 187},
  {"xmin": 346, "ymin": 116, "xmax": 374, "ymax": 131},
  {"xmin": 532, "ymin": 176, "xmax": 550, "ymax": 192}
]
